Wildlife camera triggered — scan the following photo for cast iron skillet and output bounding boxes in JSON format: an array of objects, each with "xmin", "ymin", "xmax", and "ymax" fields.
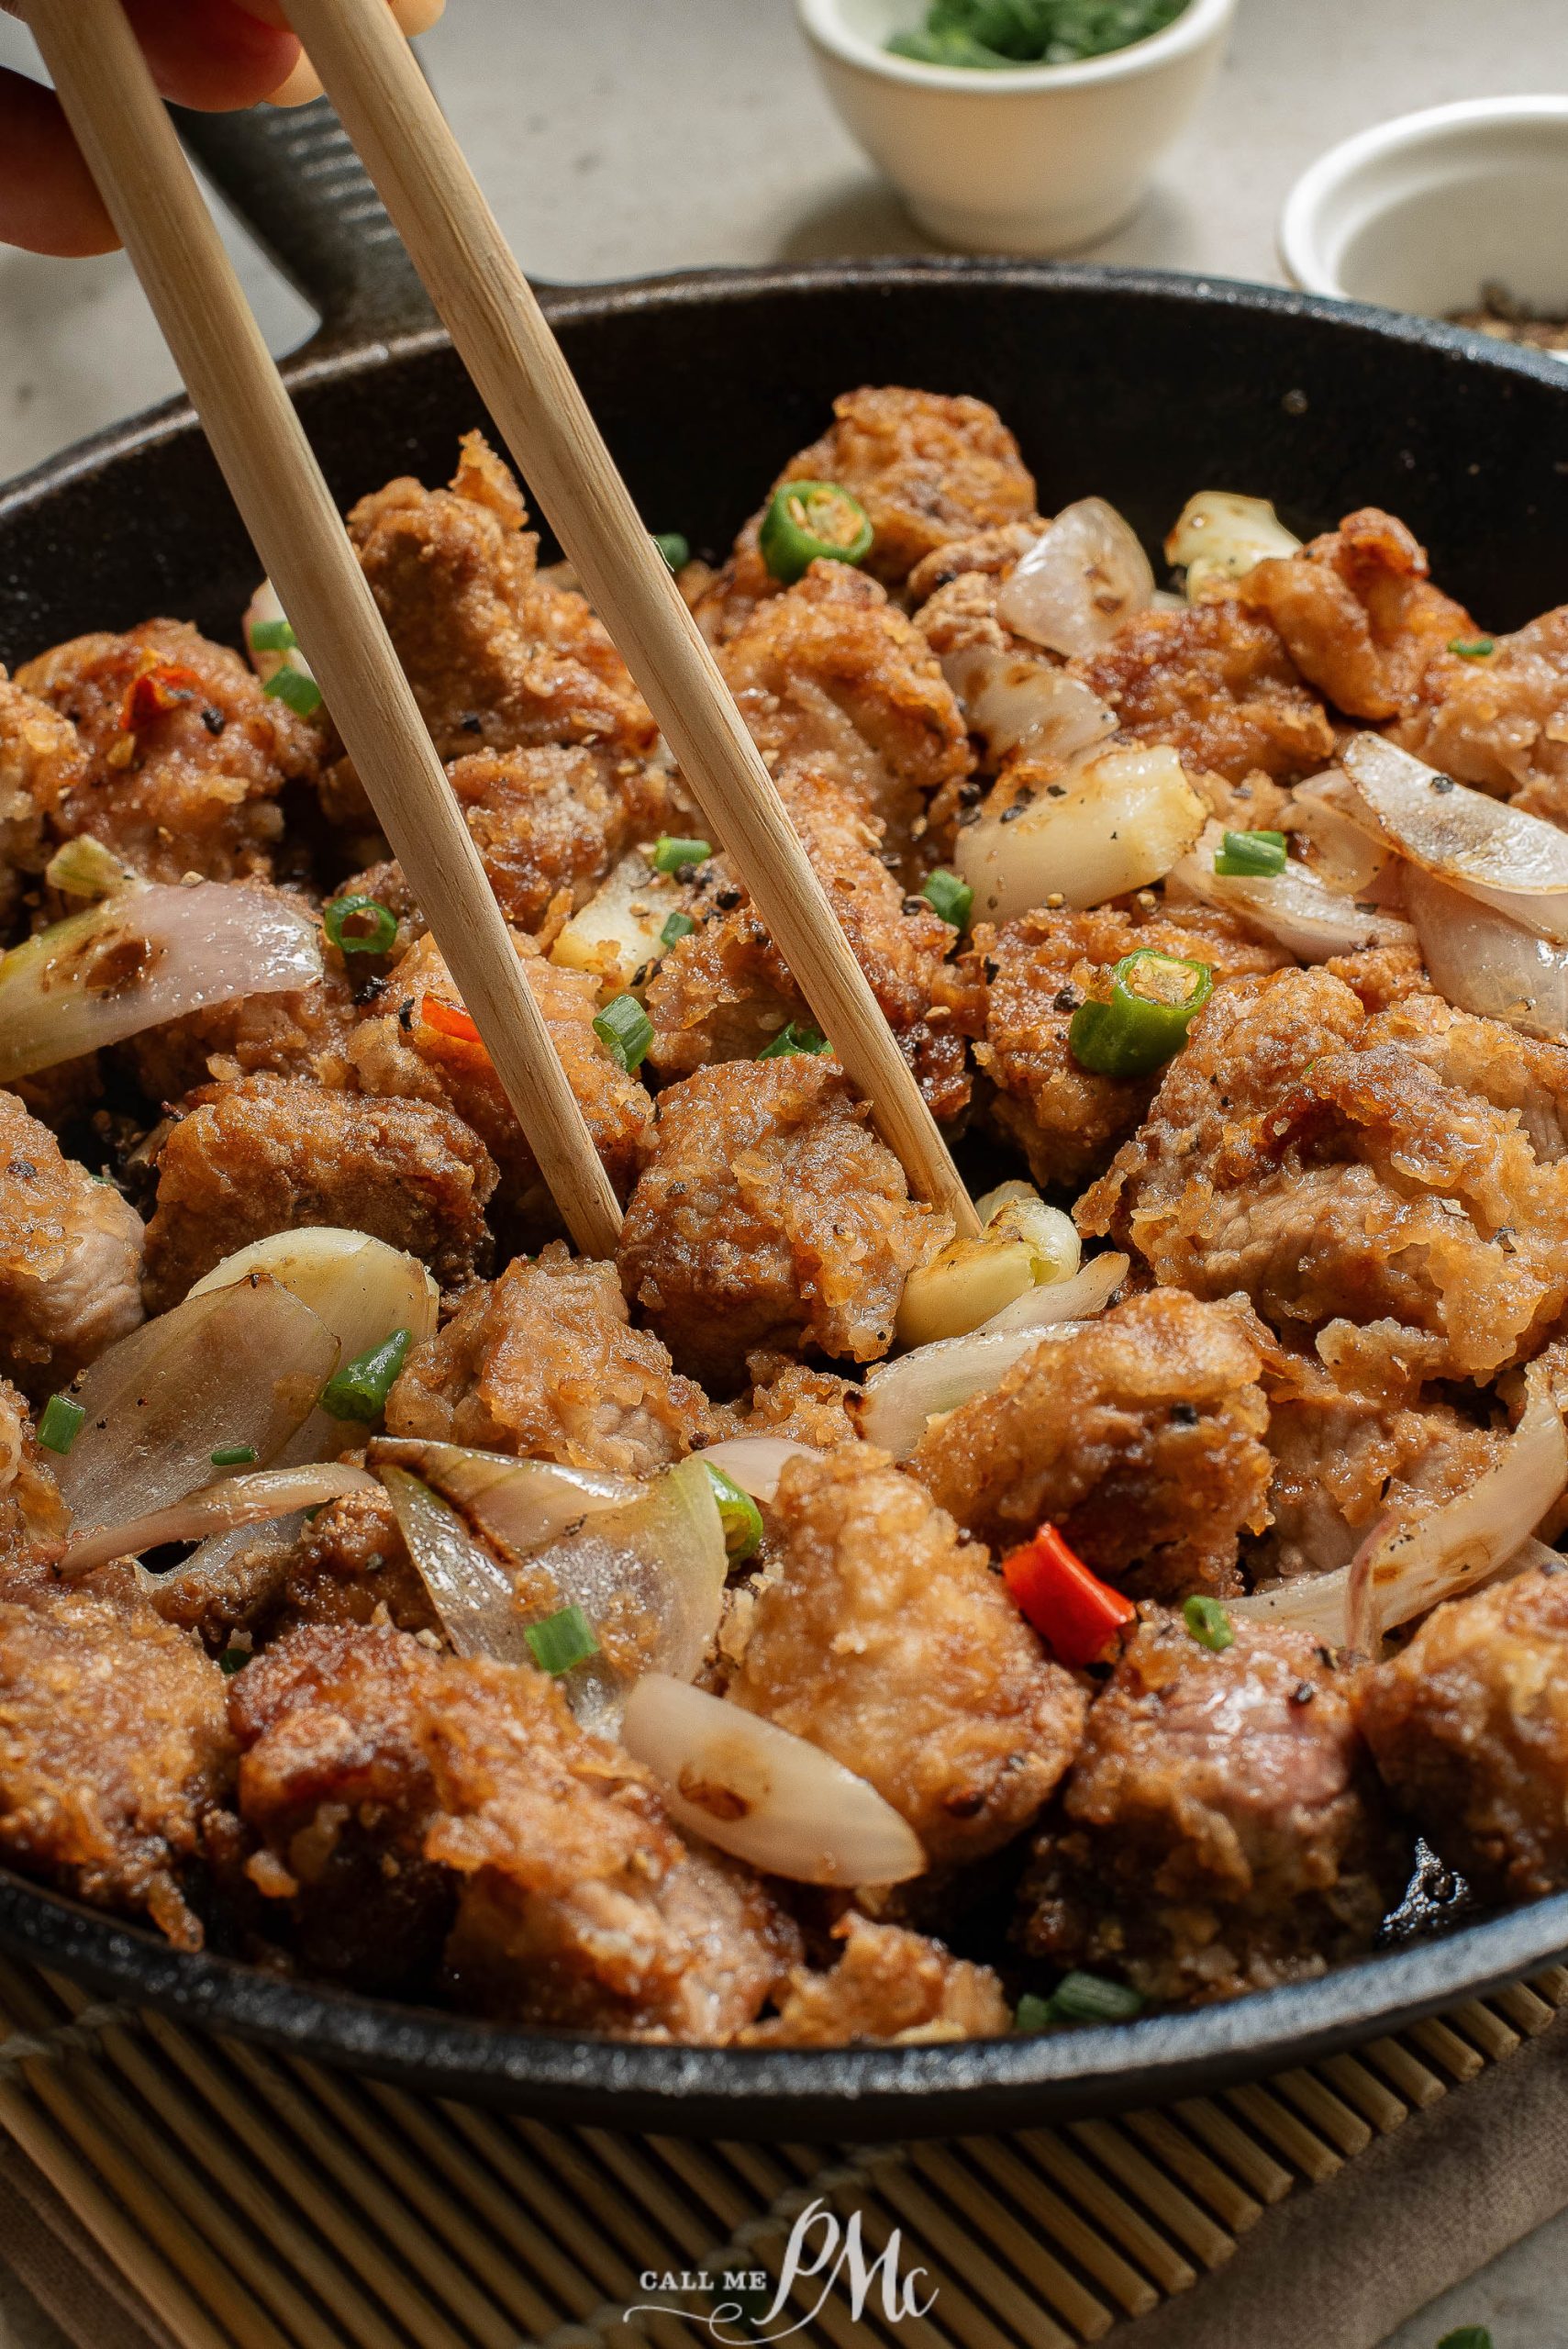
[{"xmin": 3, "ymin": 103, "xmax": 1568, "ymax": 2139}]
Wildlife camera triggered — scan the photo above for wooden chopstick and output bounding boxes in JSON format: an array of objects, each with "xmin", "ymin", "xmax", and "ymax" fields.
[
  {"xmin": 282, "ymin": 0, "xmax": 982, "ymax": 1240},
  {"xmin": 26, "ymin": 0, "xmax": 624, "ymax": 1263}
]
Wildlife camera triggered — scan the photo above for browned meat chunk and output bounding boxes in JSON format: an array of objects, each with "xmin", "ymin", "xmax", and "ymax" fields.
[
  {"xmin": 0, "ymin": 675, "xmax": 77, "ymax": 934},
  {"xmin": 1023, "ymin": 1613, "xmax": 1400, "ymax": 2002},
  {"xmin": 386, "ymin": 1241, "xmax": 713, "ymax": 1475},
  {"xmin": 1357, "ymin": 1561, "xmax": 1568, "ymax": 1902},
  {"xmin": 1322, "ymin": 938, "xmax": 1432, "ymax": 1013},
  {"xmin": 125, "ymin": 890, "xmax": 359, "ymax": 1105},
  {"xmin": 347, "ymin": 929, "xmax": 651, "ymax": 1223},
  {"xmin": 973, "ymin": 899, "xmax": 1292, "ymax": 1191},
  {"xmin": 143, "ymin": 1074, "xmax": 495, "ymax": 1310},
  {"xmin": 1081, "ymin": 969, "xmax": 1568, "ymax": 1385},
  {"xmin": 728, "ymin": 1444, "xmax": 1084, "ymax": 1865},
  {"xmin": 741, "ymin": 1911, "xmax": 1009, "ymax": 2044},
  {"xmin": 1391, "ymin": 606, "xmax": 1568, "ymax": 823},
  {"xmin": 1240, "ymin": 507, "xmax": 1473, "ymax": 723},
  {"xmin": 0, "ymin": 1381, "xmax": 69, "ymax": 1595},
  {"xmin": 617, "ymin": 1056, "xmax": 944, "ymax": 1392},
  {"xmin": 16, "ymin": 618, "xmax": 320, "ymax": 883},
  {"xmin": 0, "ymin": 1090, "xmax": 144, "ymax": 1397},
  {"xmin": 722, "ymin": 1355, "xmax": 860, "ymax": 1448},
  {"xmin": 1071, "ymin": 601, "xmax": 1336, "ymax": 784},
  {"xmin": 0, "ymin": 1587, "xmax": 233, "ymax": 1949},
  {"xmin": 348, "ymin": 432, "xmax": 656, "ymax": 763},
  {"xmin": 272, "ymin": 1485, "xmax": 439, "ymax": 1640},
  {"xmin": 911, "ymin": 1290, "xmax": 1273, "ymax": 1600}
]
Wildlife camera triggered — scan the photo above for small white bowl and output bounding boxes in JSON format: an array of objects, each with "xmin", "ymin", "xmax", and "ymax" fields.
[
  {"xmin": 1280, "ymin": 97, "xmax": 1568, "ymax": 326},
  {"xmin": 795, "ymin": 0, "xmax": 1236, "ymax": 256}
]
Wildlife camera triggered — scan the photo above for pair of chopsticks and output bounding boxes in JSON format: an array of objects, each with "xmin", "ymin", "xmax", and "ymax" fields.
[{"xmin": 26, "ymin": 0, "xmax": 979, "ymax": 1256}]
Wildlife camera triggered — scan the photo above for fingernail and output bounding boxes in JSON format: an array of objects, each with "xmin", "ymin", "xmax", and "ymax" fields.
[
  {"xmin": 393, "ymin": 0, "xmax": 447, "ymax": 29},
  {"xmin": 264, "ymin": 50, "xmax": 324, "ymax": 106}
]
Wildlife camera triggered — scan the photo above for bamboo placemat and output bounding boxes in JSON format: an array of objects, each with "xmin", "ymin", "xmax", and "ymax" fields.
[{"xmin": 0, "ymin": 1952, "xmax": 1562, "ymax": 2349}]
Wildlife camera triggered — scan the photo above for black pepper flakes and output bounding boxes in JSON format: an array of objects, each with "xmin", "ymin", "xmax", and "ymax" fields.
[
  {"xmin": 1430, "ymin": 775, "xmax": 1457, "ymax": 795},
  {"xmin": 1170, "ymin": 1402, "xmax": 1199, "ymax": 1427},
  {"xmin": 715, "ymin": 885, "xmax": 742, "ymax": 910},
  {"xmin": 1291, "ymin": 1681, "xmax": 1316, "ymax": 1706},
  {"xmin": 396, "ymin": 999, "xmax": 414, "ymax": 1031},
  {"xmin": 460, "ymin": 713, "xmax": 483, "ymax": 734},
  {"xmin": 201, "ymin": 707, "xmax": 226, "ymax": 736},
  {"xmin": 1052, "ymin": 985, "xmax": 1081, "ymax": 1013}
]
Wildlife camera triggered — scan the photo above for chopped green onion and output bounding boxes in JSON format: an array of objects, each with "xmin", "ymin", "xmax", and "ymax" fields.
[
  {"xmin": 526, "ymin": 1603, "xmax": 600, "ymax": 1675},
  {"xmin": 660, "ymin": 910, "xmax": 697, "ymax": 949},
  {"xmin": 759, "ymin": 481, "xmax": 873, "ymax": 584},
  {"xmin": 651, "ymin": 835, "xmax": 712, "ymax": 874},
  {"xmin": 1435, "ymin": 2331, "xmax": 1493, "ymax": 2349},
  {"xmin": 1013, "ymin": 1992, "xmax": 1058, "ymax": 2033},
  {"xmin": 324, "ymin": 895, "xmax": 398, "ymax": 954},
  {"xmin": 1213, "ymin": 828, "xmax": 1287, "ymax": 878},
  {"xmin": 705, "ymin": 1463, "xmax": 763, "ymax": 1563},
  {"xmin": 1448, "ymin": 638, "xmax": 1496, "ymax": 660},
  {"xmin": 758, "ymin": 1021, "xmax": 830, "ymax": 1060},
  {"xmin": 1068, "ymin": 951, "xmax": 1213, "ymax": 1079},
  {"xmin": 1183, "ymin": 1593, "xmax": 1235, "ymax": 1653},
  {"xmin": 210, "ymin": 1443, "xmax": 257, "ymax": 1468},
  {"xmin": 922, "ymin": 868, "xmax": 973, "ymax": 930},
  {"xmin": 262, "ymin": 666, "xmax": 323, "ymax": 718},
  {"xmin": 249, "ymin": 617, "xmax": 296, "ymax": 652},
  {"xmin": 594, "ymin": 994, "xmax": 654, "ymax": 1073},
  {"xmin": 218, "ymin": 1647, "xmax": 250, "ymax": 1675},
  {"xmin": 1049, "ymin": 1970, "xmax": 1145, "ymax": 2024},
  {"xmin": 37, "ymin": 1394, "xmax": 84, "ymax": 1455},
  {"xmin": 652, "ymin": 531, "xmax": 690, "ymax": 572},
  {"xmin": 320, "ymin": 1328, "xmax": 413, "ymax": 1424}
]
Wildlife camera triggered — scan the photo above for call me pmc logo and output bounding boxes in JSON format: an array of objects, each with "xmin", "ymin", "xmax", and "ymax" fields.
[{"xmin": 628, "ymin": 2196, "xmax": 936, "ymax": 2342}]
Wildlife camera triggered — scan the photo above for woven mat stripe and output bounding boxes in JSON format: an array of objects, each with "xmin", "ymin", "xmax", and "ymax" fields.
[{"xmin": 0, "ymin": 1961, "xmax": 1562, "ymax": 2349}]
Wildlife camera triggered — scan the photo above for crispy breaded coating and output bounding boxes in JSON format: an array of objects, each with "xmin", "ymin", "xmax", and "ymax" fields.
[
  {"xmin": 142, "ymin": 1074, "xmax": 495, "ymax": 1310},
  {"xmin": 0, "ymin": 674, "xmax": 75, "ymax": 935},
  {"xmin": 728, "ymin": 1444, "xmax": 1084, "ymax": 1864},
  {"xmin": 1023, "ymin": 1613, "xmax": 1400, "ymax": 2003},
  {"xmin": 348, "ymin": 929, "xmax": 651, "ymax": 1223},
  {"xmin": 348, "ymin": 432, "xmax": 656, "ymax": 763},
  {"xmin": 0, "ymin": 1090, "xmax": 144, "ymax": 1397},
  {"xmin": 1356, "ymin": 1561, "xmax": 1568, "ymax": 1902},
  {"xmin": 0, "ymin": 1380, "xmax": 69, "ymax": 1595},
  {"xmin": 973, "ymin": 899, "xmax": 1291, "ymax": 1190},
  {"xmin": 273, "ymin": 1485, "xmax": 439, "ymax": 1640},
  {"xmin": 646, "ymin": 763, "xmax": 982, "ymax": 1119},
  {"xmin": 910, "ymin": 1290, "xmax": 1273, "ymax": 1600},
  {"xmin": 906, "ymin": 521, "xmax": 1046, "ymax": 612},
  {"xmin": 234, "ymin": 1623, "xmax": 798, "ymax": 2032},
  {"xmin": 723, "ymin": 1354, "xmax": 860, "ymax": 1448},
  {"xmin": 0, "ymin": 1587, "xmax": 233, "ymax": 1949},
  {"xmin": 1081, "ymin": 969, "xmax": 1568, "ymax": 1385},
  {"xmin": 741, "ymin": 1911, "xmax": 1009, "ymax": 2045},
  {"xmin": 125, "ymin": 890, "xmax": 359, "ymax": 1105},
  {"xmin": 1321, "ymin": 938, "xmax": 1432, "ymax": 1013},
  {"xmin": 617, "ymin": 1057, "xmax": 945, "ymax": 1392},
  {"xmin": 16, "ymin": 618, "xmax": 319, "ymax": 883},
  {"xmin": 1070, "ymin": 600, "xmax": 1336, "ymax": 784},
  {"xmin": 1391, "ymin": 605, "xmax": 1568, "ymax": 820},
  {"xmin": 386, "ymin": 1241, "xmax": 712, "ymax": 1475},
  {"xmin": 1240, "ymin": 507, "xmax": 1473, "ymax": 723}
]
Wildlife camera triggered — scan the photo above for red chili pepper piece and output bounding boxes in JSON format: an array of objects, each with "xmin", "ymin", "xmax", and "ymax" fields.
[
  {"xmin": 1001, "ymin": 1523, "xmax": 1135, "ymax": 1667},
  {"xmin": 118, "ymin": 662, "xmax": 203, "ymax": 732},
  {"xmin": 418, "ymin": 992, "xmax": 486, "ymax": 1049}
]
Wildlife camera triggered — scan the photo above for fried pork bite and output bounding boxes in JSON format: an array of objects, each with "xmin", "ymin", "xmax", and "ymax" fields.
[
  {"xmin": 348, "ymin": 929, "xmax": 651, "ymax": 1223},
  {"xmin": 0, "ymin": 1090, "xmax": 144, "ymax": 1397},
  {"xmin": 910, "ymin": 1290, "xmax": 1273, "ymax": 1600},
  {"xmin": 973, "ymin": 899, "xmax": 1292, "ymax": 1191},
  {"xmin": 905, "ymin": 521, "xmax": 1047, "ymax": 614},
  {"xmin": 1239, "ymin": 507, "xmax": 1473, "ymax": 723},
  {"xmin": 1391, "ymin": 606, "xmax": 1568, "ymax": 823},
  {"xmin": 142, "ymin": 1074, "xmax": 496, "ymax": 1311},
  {"xmin": 0, "ymin": 1380, "xmax": 69, "ymax": 1595},
  {"xmin": 1069, "ymin": 599, "xmax": 1337, "ymax": 784},
  {"xmin": 645, "ymin": 763, "xmax": 983, "ymax": 1119},
  {"xmin": 385, "ymin": 1241, "xmax": 713, "ymax": 1476},
  {"xmin": 728, "ymin": 1444, "xmax": 1085, "ymax": 1865},
  {"xmin": 0, "ymin": 1587, "xmax": 234, "ymax": 1951},
  {"xmin": 232, "ymin": 1622, "xmax": 799, "ymax": 2033},
  {"xmin": 741, "ymin": 1911, "xmax": 1009, "ymax": 2045},
  {"xmin": 717, "ymin": 562, "xmax": 973, "ymax": 859},
  {"xmin": 617, "ymin": 1056, "xmax": 945, "ymax": 1392},
  {"xmin": 718, "ymin": 1354, "xmax": 860, "ymax": 1448},
  {"xmin": 1023, "ymin": 1613, "xmax": 1402, "ymax": 2003},
  {"xmin": 15, "ymin": 619, "xmax": 320, "ymax": 884},
  {"xmin": 0, "ymin": 674, "xmax": 77, "ymax": 935},
  {"xmin": 1357, "ymin": 1560, "xmax": 1568, "ymax": 1903},
  {"xmin": 1082, "ymin": 968, "xmax": 1568, "ymax": 1386},
  {"xmin": 348, "ymin": 431, "xmax": 657, "ymax": 763},
  {"xmin": 124, "ymin": 891, "xmax": 360, "ymax": 1105}
]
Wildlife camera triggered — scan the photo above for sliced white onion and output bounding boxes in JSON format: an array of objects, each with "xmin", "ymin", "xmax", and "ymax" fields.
[
  {"xmin": 1341, "ymin": 733, "xmax": 1568, "ymax": 941},
  {"xmin": 620, "ymin": 1674, "xmax": 926, "ymax": 1887},
  {"xmin": 695, "ymin": 1436, "xmax": 821, "ymax": 1504},
  {"xmin": 43, "ymin": 835, "xmax": 140, "ymax": 903},
  {"xmin": 381, "ymin": 1463, "xmax": 538, "ymax": 1665},
  {"xmin": 995, "ymin": 498, "xmax": 1154, "ymax": 657},
  {"xmin": 53, "ymin": 1277, "xmax": 339, "ymax": 1537},
  {"xmin": 859, "ymin": 1252, "xmax": 1129, "ymax": 1458},
  {"xmin": 1288, "ymin": 771, "xmax": 1398, "ymax": 897},
  {"xmin": 939, "ymin": 643, "xmax": 1118, "ymax": 768},
  {"xmin": 372, "ymin": 1437, "xmax": 636, "ymax": 1556},
  {"xmin": 1405, "ymin": 868, "xmax": 1568, "ymax": 1038},
  {"xmin": 1170, "ymin": 821, "xmax": 1415, "ymax": 961},
  {"xmin": 549, "ymin": 852, "xmax": 691, "ymax": 999},
  {"xmin": 61, "ymin": 1463, "xmax": 375, "ymax": 1578},
  {"xmin": 1164, "ymin": 490, "xmax": 1301, "ymax": 601},
  {"xmin": 0, "ymin": 884, "xmax": 322, "ymax": 1082},
  {"xmin": 956, "ymin": 742, "xmax": 1207, "ymax": 923},
  {"xmin": 895, "ymin": 1184, "xmax": 1080, "ymax": 1347},
  {"xmin": 191, "ymin": 1230, "xmax": 439, "ymax": 1461}
]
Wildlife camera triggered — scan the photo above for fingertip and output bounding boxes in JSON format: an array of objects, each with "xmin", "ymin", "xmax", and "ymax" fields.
[{"xmin": 0, "ymin": 72, "xmax": 119, "ymax": 258}]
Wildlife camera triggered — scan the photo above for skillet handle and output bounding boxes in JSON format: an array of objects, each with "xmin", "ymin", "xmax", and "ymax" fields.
[{"xmin": 170, "ymin": 96, "xmax": 436, "ymax": 350}]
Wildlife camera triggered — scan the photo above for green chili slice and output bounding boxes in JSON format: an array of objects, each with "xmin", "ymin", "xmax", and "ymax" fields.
[
  {"xmin": 37, "ymin": 1394, "xmax": 84, "ymax": 1455},
  {"xmin": 759, "ymin": 481, "xmax": 874, "ymax": 584},
  {"xmin": 922, "ymin": 868, "xmax": 973, "ymax": 929},
  {"xmin": 1183, "ymin": 1593, "xmax": 1235, "ymax": 1653},
  {"xmin": 1049, "ymin": 1970, "xmax": 1145, "ymax": 2024},
  {"xmin": 758, "ymin": 1021, "xmax": 830, "ymax": 1059},
  {"xmin": 210, "ymin": 1443, "xmax": 258, "ymax": 1468},
  {"xmin": 705, "ymin": 1464, "xmax": 763, "ymax": 1564},
  {"xmin": 594, "ymin": 994, "xmax": 654, "ymax": 1073},
  {"xmin": 1448, "ymin": 637, "xmax": 1496, "ymax": 660},
  {"xmin": 652, "ymin": 531, "xmax": 690, "ymax": 572},
  {"xmin": 660, "ymin": 910, "xmax": 697, "ymax": 949},
  {"xmin": 1013, "ymin": 1992, "xmax": 1058, "ymax": 2033},
  {"xmin": 1435, "ymin": 2331, "xmax": 1494, "ymax": 2349},
  {"xmin": 651, "ymin": 835, "xmax": 712, "ymax": 874},
  {"xmin": 262, "ymin": 665, "xmax": 323, "ymax": 718},
  {"xmin": 320, "ymin": 1328, "xmax": 413, "ymax": 1424},
  {"xmin": 526, "ymin": 1603, "xmax": 600, "ymax": 1675},
  {"xmin": 325, "ymin": 894, "xmax": 398, "ymax": 954},
  {"xmin": 249, "ymin": 617, "xmax": 296, "ymax": 652},
  {"xmin": 1068, "ymin": 951, "xmax": 1213, "ymax": 1079},
  {"xmin": 218, "ymin": 1647, "xmax": 251, "ymax": 1675},
  {"xmin": 1213, "ymin": 828, "xmax": 1287, "ymax": 878}
]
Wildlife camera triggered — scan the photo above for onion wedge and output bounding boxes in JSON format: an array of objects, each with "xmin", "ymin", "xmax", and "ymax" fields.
[
  {"xmin": 61, "ymin": 1464, "xmax": 375, "ymax": 1578},
  {"xmin": 995, "ymin": 498, "xmax": 1154, "ymax": 657},
  {"xmin": 0, "ymin": 884, "xmax": 322, "ymax": 1082},
  {"xmin": 939, "ymin": 644, "xmax": 1117, "ymax": 769},
  {"xmin": 381, "ymin": 1464, "xmax": 537, "ymax": 1664},
  {"xmin": 620, "ymin": 1675, "xmax": 926, "ymax": 1887},
  {"xmin": 695, "ymin": 1436, "xmax": 821, "ymax": 1504},
  {"xmin": 956, "ymin": 743, "xmax": 1207, "ymax": 923},
  {"xmin": 1165, "ymin": 490, "xmax": 1301, "ymax": 600},
  {"xmin": 1340, "ymin": 734, "xmax": 1568, "ymax": 941},
  {"xmin": 1171, "ymin": 822, "xmax": 1415, "ymax": 961},
  {"xmin": 372, "ymin": 1438, "xmax": 636, "ymax": 1556},
  {"xmin": 1405, "ymin": 868, "xmax": 1568, "ymax": 1039}
]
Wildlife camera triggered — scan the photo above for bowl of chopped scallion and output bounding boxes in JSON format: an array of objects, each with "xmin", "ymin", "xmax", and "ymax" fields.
[{"xmin": 797, "ymin": 0, "xmax": 1234, "ymax": 253}]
